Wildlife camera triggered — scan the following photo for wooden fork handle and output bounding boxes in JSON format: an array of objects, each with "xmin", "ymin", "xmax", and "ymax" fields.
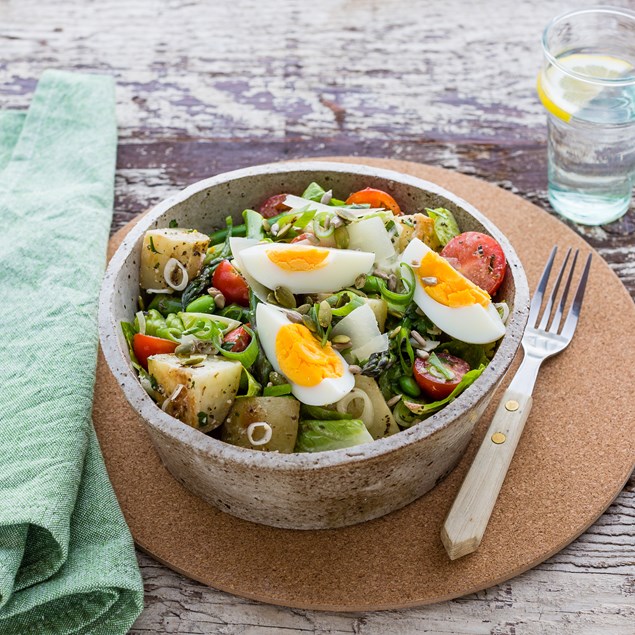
[{"xmin": 441, "ymin": 389, "xmax": 533, "ymax": 560}]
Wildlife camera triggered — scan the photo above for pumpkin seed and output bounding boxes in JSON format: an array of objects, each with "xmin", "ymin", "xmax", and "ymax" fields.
[
  {"xmin": 318, "ymin": 300, "xmax": 332, "ymax": 328},
  {"xmin": 284, "ymin": 309, "xmax": 304, "ymax": 324},
  {"xmin": 301, "ymin": 315, "xmax": 317, "ymax": 332},
  {"xmin": 335, "ymin": 207, "xmax": 357, "ymax": 222},
  {"xmin": 389, "ymin": 326, "xmax": 401, "ymax": 339},
  {"xmin": 262, "ymin": 219, "xmax": 271, "ymax": 232},
  {"xmin": 181, "ymin": 354, "xmax": 207, "ymax": 366},
  {"xmin": 296, "ymin": 303, "xmax": 311, "ymax": 314},
  {"xmin": 274, "ymin": 285, "xmax": 296, "ymax": 308},
  {"xmin": 334, "ymin": 226, "xmax": 349, "ymax": 249},
  {"xmin": 331, "ymin": 334, "xmax": 351, "ymax": 345},
  {"xmin": 175, "ymin": 342, "xmax": 194, "ymax": 357},
  {"xmin": 276, "ymin": 223, "xmax": 291, "ymax": 239}
]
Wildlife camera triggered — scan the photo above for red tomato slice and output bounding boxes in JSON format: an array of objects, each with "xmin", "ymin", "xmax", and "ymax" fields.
[
  {"xmin": 133, "ymin": 333, "xmax": 177, "ymax": 370},
  {"xmin": 223, "ymin": 326, "xmax": 251, "ymax": 353},
  {"xmin": 413, "ymin": 353, "xmax": 470, "ymax": 400},
  {"xmin": 345, "ymin": 187, "xmax": 402, "ymax": 215},
  {"xmin": 258, "ymin": 194, "xmax": 291, "ymax": 219},
  {"xmin": 212, "ymin": 260, "xmax": 250, "ymax": 306},
  {"xmin": 441, "ymin": 232, "xmax": 507, "ymax": 295}
]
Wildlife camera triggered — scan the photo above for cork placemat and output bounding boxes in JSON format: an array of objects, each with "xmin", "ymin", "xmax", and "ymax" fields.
[{"xmin": 94, "ymin": 158, "xmax": 635, "ymax": 611}]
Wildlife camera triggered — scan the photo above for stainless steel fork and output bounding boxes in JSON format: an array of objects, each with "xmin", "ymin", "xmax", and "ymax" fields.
[{"xmin": 441, "ymin": 246, "xmax": 592, "ymax": 560}]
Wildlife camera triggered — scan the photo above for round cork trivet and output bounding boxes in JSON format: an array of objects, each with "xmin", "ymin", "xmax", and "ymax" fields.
[{"xmin": 94, "ymin": 158, "xmax": 635, "ymax": 611}]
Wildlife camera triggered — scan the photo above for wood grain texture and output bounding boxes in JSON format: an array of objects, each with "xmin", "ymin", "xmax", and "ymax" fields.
[{"xmin": 2, "ymin": 0, "xmax": 633, "ymax": 632}]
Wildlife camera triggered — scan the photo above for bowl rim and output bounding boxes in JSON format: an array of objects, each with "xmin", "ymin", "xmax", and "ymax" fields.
[{"xmin": 99, "ymin": 160, "xmax": 530, "ymax": 471}]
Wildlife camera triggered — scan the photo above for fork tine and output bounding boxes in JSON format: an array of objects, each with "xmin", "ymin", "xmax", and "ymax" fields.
[
  {"xmin": 528, "ymin": 246, "xmax": 558, "ymax": 327},
  {"xmin": 560, "ymin": 253, "xmax": 592, "ymax": 341},
  {"xmin": 548, "ymin": 250, "xmax": 579, "ymax": 333},
  {"xmin": 538, "ymin": 248, "xmax": 571, "ymax": 330}
]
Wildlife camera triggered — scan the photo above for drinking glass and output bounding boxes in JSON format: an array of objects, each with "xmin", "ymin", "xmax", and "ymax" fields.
[{"xmin": 537, "ymin": 7, "xmax": 635, "ymax": 225}]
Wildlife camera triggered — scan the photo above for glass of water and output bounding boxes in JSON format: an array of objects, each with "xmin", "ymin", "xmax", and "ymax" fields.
[{"xmin": 537, "ymin": 7, "xmax": 635, "ymax": 225}]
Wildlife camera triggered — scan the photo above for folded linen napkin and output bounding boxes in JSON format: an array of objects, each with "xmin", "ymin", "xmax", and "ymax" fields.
[{"xmin": 0, "ymin": 70, "xmax": 144, "ymax": 634}]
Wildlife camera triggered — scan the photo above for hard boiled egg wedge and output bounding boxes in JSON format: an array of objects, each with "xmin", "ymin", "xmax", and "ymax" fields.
[
  {"xmin": 399, "ymin": 238, "xmax": 505, "ymax": 344},
  {"xmin": 239, "ymin": 243, "xmax": 374, "ymax": 294},
  {"xmin": 256, "ymin": 303, "xmax": 355, "ymax": 406}
]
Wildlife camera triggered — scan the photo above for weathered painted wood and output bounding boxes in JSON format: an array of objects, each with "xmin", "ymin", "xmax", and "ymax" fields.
[{"xmin": 2, "ymin": 0, "xmax": 633, "ymax": 632}]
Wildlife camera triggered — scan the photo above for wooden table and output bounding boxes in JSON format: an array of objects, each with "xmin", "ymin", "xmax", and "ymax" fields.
[{"xmin": 2, "ymin": 0, "xmax": 633, "ymax": 632}]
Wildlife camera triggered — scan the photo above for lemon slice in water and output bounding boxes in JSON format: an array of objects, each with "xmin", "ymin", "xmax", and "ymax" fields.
[{"xmin": 537, "ymin": 53, "xmax": 634, "ymax": 122}]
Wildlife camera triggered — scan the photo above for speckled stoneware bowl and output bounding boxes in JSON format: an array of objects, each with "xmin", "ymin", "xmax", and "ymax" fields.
[{"xmin": 99, "ymin": 161, "xmax": 529, "ymax": 530}]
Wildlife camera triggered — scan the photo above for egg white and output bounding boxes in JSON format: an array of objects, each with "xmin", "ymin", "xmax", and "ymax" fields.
[
  {"xmin": 400, "ymin": 238, "xmax": 506, "ymax": 344},
  {"xmin": 256, "ymin": 303, "xmax": 355, "ymax": 406},
  {"xmin": 239, "ymin": 243, "xmax": 374, "ymax": 294}
]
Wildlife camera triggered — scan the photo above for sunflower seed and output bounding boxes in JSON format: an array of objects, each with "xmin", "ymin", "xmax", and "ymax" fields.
[
  {"xmin": 410, "ymin": 259, "xmax": 421, "ymax": 267},
  {"xmin": 320, "ymin": 189, "xmax": 333, "ymax": 205},
  {"xmin": 329, "ymin": 216, "xmax": 344, "ymax": 229},
  {"xmin": 416, "ymin": 349, "xmax": 430, "ymax": 360},
  {"xmin": 354, "ymin": 273, "xmax": 367, "ymax": 289},
  {"xmin": 331, "ymin": 334, "xmax": 351, "ymax": 345},
  {"xmin": 389, "ymin": 326, "xmax": 401, "ymax": 339},
  {"xmin": 318, "ymin": 300, "xmax": 332, "ymax": 328},
  {"xmin": 420, "ymin": 276, "xmax": 438, "ymax": 286},
  {"xmin": 207, "ymin": 286, "xmax": 221, "ymax": 297},
  {"xmin": 373, "ymin": 269, "xmax": 389, "ymax": 280},
  {"xmin": 270, "ymin": 222, "xmax": 280, "ymax": 236},
  {"xmin": 274, "ymin": 286, "xmax": 296, "ymax": 308},
  {"xmin": 388, "ymin": 274, "xmax": 398, "ymax": 291},
  {"xmin": 335, "ymin": 207, "xmax": 357, "ymax": 222},
  {"xmin": 214, "ymin": 293, "xmax": 226, "ymax": 309},
  {"xmin": 386, "ymin": 394, "xmax": 402, "ymax": 407},
  {"xmin": 348, "ymin": 364, "xmax": 362, "ymax": 375},
  {"xmin": 262, "ymin": 219, "xmax": 271, "ymax": 232},
  {"xmin": 276, "ymin": 223, "xmax": 291, "ymax": 239},
  {"xmin": 410, "ymin": 330, "xmax": 427, "ymax": 347},
  {"xmin": 175, "ymin": 342, "xmax": 194, "ymax": 357}
]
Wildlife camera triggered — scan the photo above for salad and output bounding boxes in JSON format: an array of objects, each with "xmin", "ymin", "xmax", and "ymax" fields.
[{"xmin": 122, "ymin": 182, "xmax": 509, "ymax": 453}]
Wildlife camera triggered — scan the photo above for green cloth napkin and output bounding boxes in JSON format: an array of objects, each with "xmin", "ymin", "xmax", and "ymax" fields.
[{"xmin": 0, "ymin": 71, "xmax": 144, "ymax": 634}]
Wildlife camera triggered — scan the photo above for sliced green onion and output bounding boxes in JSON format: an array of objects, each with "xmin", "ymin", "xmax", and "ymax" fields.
[
  {"xmin": 378, "ymin": 263, "xmax": 415, "ymax": 307},
  {"xmin": 300, "ymin": 404, "xmax": 353, "ymax": 420},
  {"xmin": 220, "ymin": 325, "xmax": 259, "ymax": 369},
  {"xmin": 239, "ymin": 366, "xmax": 262, "ymax": 397},
  {"xmin": 209, "ymin": 222, "xmax": 246, "ymax": 245},
  {"xmin": 263, "ymin": 383, "xmax": 293, "ymax": 397},
  {"xmin": 326, "ymin": 291, "xmax": 366, "ymax": 317},
  {"xmin": 427, "ymin": 352, "xmax": 455, "ymax": 380},
  {"xmin": 313, "ymin": 211, "xmax": 335, "ymax": 240},
  {"xmin": 243, "ymin": 209, "xmax": 264, "ymax": 240},
  {"xmin": 396, "ymin": 322, "xmax": 414, "ymax": 376}
]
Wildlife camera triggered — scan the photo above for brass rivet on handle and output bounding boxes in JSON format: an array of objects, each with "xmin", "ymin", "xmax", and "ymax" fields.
[
  {"xmin": 505, "ymin": 399, "xmax": 519, "ymax": 412},
  {"xmin": 491, "ymin": 432, "xmax": 507, "ymax": 444}
]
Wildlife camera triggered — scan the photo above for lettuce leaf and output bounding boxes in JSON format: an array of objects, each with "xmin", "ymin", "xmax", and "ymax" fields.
[
  {"xmin": 426, "ymin": 207, "xmax": 460, "ymax": 246},
  {"xmin": 295, "ymin": 419, "xmax": 373, "ymax": 452}
]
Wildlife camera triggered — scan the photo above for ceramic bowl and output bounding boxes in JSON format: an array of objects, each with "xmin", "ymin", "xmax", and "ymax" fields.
[{"xmin": 99, "ymin": 161, "xmax": 529, "ymax": 530}]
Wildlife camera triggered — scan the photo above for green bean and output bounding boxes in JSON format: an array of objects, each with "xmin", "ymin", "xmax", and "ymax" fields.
[
  {"xmin": 186, "ymin": 295, "xmax": 215, "ymax": 314},
  {"xmin": 209, "ymin": 223, "xmax": 246, "ymax": 245},
  {"xmin": 398, "ymin": 375, "xmax": 421, "ymax": 398},
  {"xmin": 147, "ymin": 294, "xmax": 183, "ymax": 317}
]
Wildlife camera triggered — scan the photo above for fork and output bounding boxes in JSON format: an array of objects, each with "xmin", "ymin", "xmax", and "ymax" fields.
[{"xmin": 441, "ymin": 246, "xmax": 592, "ymax": 560}]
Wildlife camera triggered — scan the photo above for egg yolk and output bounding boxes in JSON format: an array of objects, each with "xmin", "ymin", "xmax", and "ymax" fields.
[
  {"xmin": 418, "ymin": 252, "xmax": 490, "ymax": 307},
  {"xmin": 276, "ymin": 323, "xmax": 343, "ymax": 386},
  {"xmin": 267, "ymin": 247, "xmax": 328, "ymax": 271}
]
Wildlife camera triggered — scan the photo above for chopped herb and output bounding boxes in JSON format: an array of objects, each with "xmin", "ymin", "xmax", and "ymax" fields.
[
  {"xmin": 148, "ymin": 236, "xmax": 161, "ymax": 254},
  {"xmin": 197, "ymin": 412, "xmax": 208, "ymax": 427},
  {"xmin": 168, "ymin": 219, "xmax": 178, "ymax": 228}
]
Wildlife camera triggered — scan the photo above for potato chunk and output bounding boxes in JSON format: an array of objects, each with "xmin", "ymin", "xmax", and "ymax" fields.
[
  {"xmin": 354, "ymin": 375, "xmax": 400, "ymax": 439},
  {"xmin": 140, "ymin": 228, "xmax": 209, "ymax": 290},
  {"xmin": 148, "ymin": 354, "xmax": 242, "ymax": 432},
  {"xmin": 221, "ymin": 396, "xmax": 300, "ymax": 453}
]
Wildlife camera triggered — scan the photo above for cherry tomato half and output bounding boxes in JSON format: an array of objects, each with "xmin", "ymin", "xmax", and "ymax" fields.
[
  {"xmin": 222, "ymin": 325, "xmax": 251, "ymax": 353},
  {"xmin": 413, "ymin": 353, "xmax": 470, "ymax": 400},
  {"xmin": 212, "ymin": 260, "xmax": 250, "ymax": 307},
  {"xmin": 258, "ymin": 193, "xmax": 291, "ymax": 219},
  {"xmin": 345, "ymin": 187, "xmax": 402, "ymax": 215},
  {"xmin": 441, "ymin": 232, "xmax": 507, "ymax": 295},
  {"xmin": 133, "ymin": 333, "xmax": 177, "ymax": 370}
]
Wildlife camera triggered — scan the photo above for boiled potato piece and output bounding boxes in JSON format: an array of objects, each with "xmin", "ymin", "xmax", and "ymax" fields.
[
  {"xmin": 140, "ymin": 228, "xmax": 209, "ymax": 290},
  {"xmin": 397, "ymin": 214, "xmax": 440, "ymax": 252},
  {"xmin": 364, "ymin": 298, "xmax": 388, "ymax": 332},
  {"xmin": 148, "ymin": 354, "xmax": 242, "ymax": 432},
  {"xmin": 353, "ymin": 375, "xmax": 399, "ymax": 439},
  {"xmin": 222, "ymin": 396, "xmax": 300, "ymax": 453}
]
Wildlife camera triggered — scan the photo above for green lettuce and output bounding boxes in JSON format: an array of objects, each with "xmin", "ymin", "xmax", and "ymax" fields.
[
  {"xmin": 295, "ymin": 419, "xmax": 373, "ymax": 452},
  {"xmin": 426, "ymin": 207, "xmax": 460, "ymax": 246}
]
